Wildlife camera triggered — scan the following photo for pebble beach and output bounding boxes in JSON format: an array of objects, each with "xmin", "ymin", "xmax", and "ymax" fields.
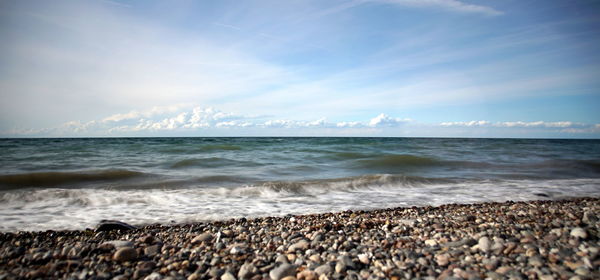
[{"xmin": 1, "ymin": 197, "xmax": 599, "ymax": 280}]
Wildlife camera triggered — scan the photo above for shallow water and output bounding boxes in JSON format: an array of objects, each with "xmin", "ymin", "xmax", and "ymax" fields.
[{"xmin": 1, "ymin": 137, "xmax": 599, "ymax": 231}]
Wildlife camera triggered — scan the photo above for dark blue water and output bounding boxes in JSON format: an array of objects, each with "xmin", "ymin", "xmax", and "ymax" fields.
[{"xmin": 1, "ymin": 137, "xmax": 599, "ymax": 231}]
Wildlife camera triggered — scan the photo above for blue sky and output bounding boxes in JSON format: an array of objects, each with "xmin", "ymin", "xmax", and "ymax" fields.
[{"xmin": 1, "ymin": 0, "xmax": 599, "ymax": 138}]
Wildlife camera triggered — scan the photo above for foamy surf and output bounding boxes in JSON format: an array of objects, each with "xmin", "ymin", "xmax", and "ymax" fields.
[{"xmin": 1, "ymin": 176, "xmax": 599, "ymax": 232}]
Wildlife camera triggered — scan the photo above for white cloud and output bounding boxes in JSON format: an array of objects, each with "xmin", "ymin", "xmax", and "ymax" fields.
[
  {"xmin": 368, "ymin": 113, "xmax": 410, "ymax": 127},
  {"xmin": 336, "ymin": 121, "xmax": 363, "ymax": 128},
  {"xmin": 440, "ymin": 120, "xmax": 490, "ymax": 127},
  {"xmin": 1, "ymin": 107, "xmax": 599, "ymax": 137},
  {"xmin": 497, "ymin": 121, "xmax": 585, "ymax": 128},
  {"xmin": 102, "ymin": 105, "xmax": 186, "ymax": 123},
  {"xmin": 438, "ymin": 120, "xmax": 597, "ymax": 133}
]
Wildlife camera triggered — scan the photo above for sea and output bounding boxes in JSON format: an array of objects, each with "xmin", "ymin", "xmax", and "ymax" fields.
[{"xmin": 1, "ymin": 137, "xmax": 599, "ymax": 232}]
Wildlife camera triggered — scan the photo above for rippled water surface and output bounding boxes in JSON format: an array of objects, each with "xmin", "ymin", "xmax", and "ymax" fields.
[{"xmin": 1, "ymin": 137, "xmax": 599, "ymax": 231}]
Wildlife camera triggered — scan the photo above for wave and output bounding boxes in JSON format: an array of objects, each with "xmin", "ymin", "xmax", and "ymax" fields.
[
  {"xmin": 2, "ymin": 177, "xmax": 599, "ymax": 232},
  {"xmin": 531, "ymin": 159, "xmax": 600, "ymax": 173},
  {"xmin": 158, "ymin": 144, "xmax": 242, "ymax": 154},
  {"xmin": 360, "ymin": 154, "xmax": 440, "ymax": 166},
  {"xmin": 241, "ymin": 174, "xmax": 451, "ymax": 195},
  {"xmin": 170, "ymin": 157, "xmax": 261, "ymax": 169},
  {"xmin": 0, "ymin": 169, "xmax": 145, "ymax": 189}
]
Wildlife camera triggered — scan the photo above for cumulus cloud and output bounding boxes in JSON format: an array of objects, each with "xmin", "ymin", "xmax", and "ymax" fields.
[
  {"xmin": 336, "ymin": 121, "xmax": 363, "ymax": 128},
  {"xmin": 369, "ymin": 114, "xmax": 410, "ymax": 127},
  {"xmin": 440, "ymin": 120, "xmax": 490, "ymax": 127},
  {"xmin": 102, "ymin": 105, "xmax": 186, "ymax": 123},
  {"xmin": 437, "ymin": 120, "xmax": 600, "ymax": 135},
  {"xmin": 2, "ymin": 107, "xmax": 598, "ymax": 137}
]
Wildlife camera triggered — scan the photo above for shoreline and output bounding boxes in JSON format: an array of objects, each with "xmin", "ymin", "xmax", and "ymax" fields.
[{"xmin": 1, "ymin": 198, "xmax": 598, "ymax": 279}]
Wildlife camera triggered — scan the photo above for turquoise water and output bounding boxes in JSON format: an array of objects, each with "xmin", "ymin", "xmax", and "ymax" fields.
[{"xmin": 1, "ymin": 137, "xmax": 599, "ymax": 231}]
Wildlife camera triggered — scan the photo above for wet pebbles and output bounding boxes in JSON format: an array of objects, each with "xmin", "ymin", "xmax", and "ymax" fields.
[{"xmin": 0, "ymin": 197, "xmax": 598, "ymax": 279}]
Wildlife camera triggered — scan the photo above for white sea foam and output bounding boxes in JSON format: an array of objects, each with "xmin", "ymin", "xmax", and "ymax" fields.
[{"xmin": 1, "ymin": 177, "xmax": 599, "ymax": 232}]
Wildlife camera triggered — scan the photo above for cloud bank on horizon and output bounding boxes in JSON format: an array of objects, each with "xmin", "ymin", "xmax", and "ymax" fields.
[{"xmin": 1, "ymin": 0, "xmax": 599, "ymax": 138}]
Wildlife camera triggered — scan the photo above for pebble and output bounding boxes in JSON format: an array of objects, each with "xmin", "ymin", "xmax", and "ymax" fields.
[
  {"xmin": 570, "ymin": 228, "xmax": 587, "ymax": 239},
  {"xmin": 1, "ymin": 198, "xmax": 599, "ymax": 280},
  {"xmin": 230, "ymin": 246, "xmax": 245, "ymax": 255},
  {"xmin": 102, "ymin": 240, "xmax": 134, "ymax": 248},
  {"xmin": 270, "ymin": 263, "xmax": 296, "ymax": 280},
  {"xmin": 357, "ymin": 253, "xmax": 369, "ymax": 264},
  {"xmin": 192, "ymin": 232, "xmax": 213, "ymax": 244},
  {"xmin": 221, "ymin": 271, "xmax": 236, "ymax": 280},
  {"xmin": 337, "ymin": 255, "xmax": 354, "ymax": 269},
  {"xmin": 144, "ymin": 245, "xmax": 160, "ymax": 257},
  {"xmin": 95, "ymin": 220, "xmax": 136, "ymax": 232},
  {"xmin": 297, "ymin": 270, "xmax": 317, "ymax": 280},
  {"xmin": 112, "ymin": 247, "xmax": 137, "ymax": 262},
  {"xmin": 308, "ymin": 254, "xmax": 321, "ymax": 263},
  {"xmin": 495, "ymin": 266, "xmax": 513, "ymax": 275},
  {"xmin": 478, "ymin": 236, "xmax": 491, "ymax": 253},
  {"xmin": 314, "ymin": 264, "xmax": 332, "ymax": 276},
  {"xmin": 287, "ymin": 240, "xmax": 309, "ymax": 253},
  {"xmin": 144, "ymin": 272, "xmax": 163, "ymax": 280},
  {"xmin": 528, "ymin": 256, "xmax": 543, "ymax": 267},
  {"xmin": 574, "ymin": 267, "xmax": 589, "ymax": 276},
  {"xmin": 238, "ymin": 263, "xmax": 257, "ymax": 279},
  {"xmin": 435, "ymin": 253, "xmax": 450, "ymax": 266},
  {"xmin": 424, "ymin": 239, "xmax": 437, "ymax": 246}
]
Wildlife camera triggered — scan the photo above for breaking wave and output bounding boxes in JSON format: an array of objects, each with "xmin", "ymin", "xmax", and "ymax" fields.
[{"xmin": 0, "ymin": 169, "xmax": 145, "ymax": 189}]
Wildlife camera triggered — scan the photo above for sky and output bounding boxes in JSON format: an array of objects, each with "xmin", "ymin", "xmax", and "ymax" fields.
[{"xmin": 1, "ymin": 0, "xmax": 599, "ymax": 138}]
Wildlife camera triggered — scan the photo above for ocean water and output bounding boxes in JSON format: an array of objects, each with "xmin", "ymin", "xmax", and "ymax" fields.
[{"xmin": 1, "ymin": 137, "xmax": 599, "ymax": 232}]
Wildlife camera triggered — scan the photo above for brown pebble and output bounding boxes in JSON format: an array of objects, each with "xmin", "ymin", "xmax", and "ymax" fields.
[{"xmin": 113, "ymin": 247, "xmax": 137, "ymax": 262}]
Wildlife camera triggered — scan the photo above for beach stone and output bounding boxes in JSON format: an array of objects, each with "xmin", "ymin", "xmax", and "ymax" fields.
[
  {"xmin": 144, "ymin": 272, "xmax": 162, "ymax": 280},
  {"xmin": 486, "ymin": 272, "xmax": 503, "ymax": 280},
  {"xmin": 288, "ymin": 240, "xmax": 309, "ymax": 252},
  {"xmin": 209, "ymin": 267, "xmax": 225, "ymax": 278},
  {"xmin": 187, "ymin": 274, "xmax": 201, "ymax": 280},
  {"xmin": 297, "ymin": 270, "xmax": 317, "ymax": 280},
  {"xmin": 276, "ymin": 254, "xmax": 289, "ymax": 264},
  {"xmin": 570, "ymin": 228, "xmax": 587, "ymax": 239},
  {"xmin": 435, "ymin": 253, "xmax": 450, "ymax": 266},
  {"xmin": 238, "ymin": 263, "xmax": 257, "ymax": 279},
  {"xmin": 270, "ymin": 263, "xmax": 295, "ymax": 280},
  {"xmin": 495, "ymin": 266, "xmax": 513, "ymax": 275},
  {"xmin": 139, "ymin": 235, "xmax": 155, "ymax": 244},
  {"xmin": 357, "ymin": 253, "xmax": 369, "ymax": 264},
  {"xmin": 113, "ymin": 247, "xmax": 137, "ymax": 262},
  {"xmin": 314, "ymin": 264, "xmax": 332, "ymax": 276},
  {"xmin": 144, "ymin": 245, "xmax": 160, "ymax": 257},
  {"xmin": 102, "ymin": 240, "xmax": 133, "ymax": 249},
  {"xmin": 478, "ymin": 236, "xmax": 491, "ymax": 253},
  {"xmin": 192, "ymin": 232, "xmax": 213, "ymax": 244},
  {"xmin": 582, "ymin": 211, "xmax": 597, "ymax": 225},
  {"xmin": 308, "ymin": 254, "xmax": 321, "ymax": 263},
  {"xmin": 424, "ymin": 239, "xmax": 437, "ymax": 246},
  {"xmin": 574, "ymin": 267, "xmax": 589, "ymax": 276},
  {"xmin": 95, "ymin": 220, "xmax": 136, "ymax": 232},
  {"xmin": 443, "ymin": 238, "xmax": 477, "ymax": 248},
  {"xmin": 230, "ymin": 246, "xmax": 246, "ymax": 255},
  {"xmin": 528, "ymin": 256, "xmax": 543, "ymax": 267},
  {"xmin": 483, "ymin": 258, "xmax": 499, "ymax": 270},
  {"xmin": 221, "ymin": 272, "xmax": 236, "ymax": 280},
  {"xmin": 338, "ymin": 255, "xmax": 355, "ymax": 269}
]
